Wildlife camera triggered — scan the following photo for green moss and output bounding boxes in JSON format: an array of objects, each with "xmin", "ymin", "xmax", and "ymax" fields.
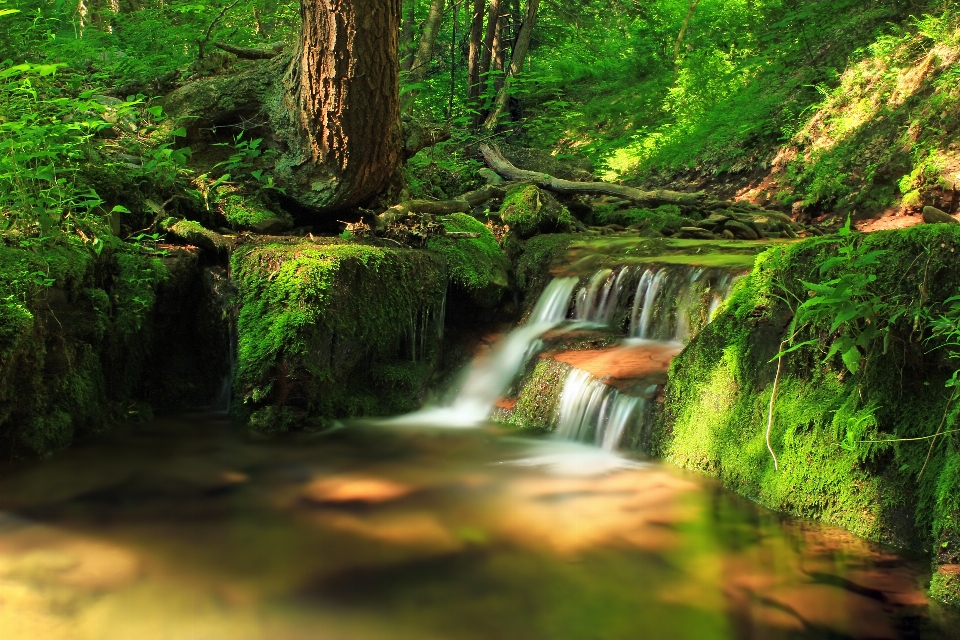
[
  {"xmin": 591, "ymin": 205, "xmax": 687, "ymax": 233},
  {"xmin": 165, "ymin": 219, "xmax": 228, "ymax": 253},
  {"xmin": 0, "ymin": 239, "xmax": 174, "ymax": 457},
  {"xmin": 931, "ymin": 568, "xmax": 960, "ymax": 607},
  {"xmin": 514, "ymin": 233, "xmax": 576, "ymax": 312},
  {"xmin": 427, "ymin": 213, "xmax": 509, "ymax": 308},
  {"xmin": 231, "ymin": 238, "xmax": 447, "ymax": 430},
  {"xmin": 218, "ymin": 190, "xmax": 293, "ymax": 232},
  {"xmin": 655, "ymin": 224, "xmax": 960, "ymax": 558},
  {"xmin": 505, "ymin": 358, "xmax": 569, "ymax": 433},
  {"xmin": 500, "ymin": 184, "xmax": 573, "ymax": 238}
]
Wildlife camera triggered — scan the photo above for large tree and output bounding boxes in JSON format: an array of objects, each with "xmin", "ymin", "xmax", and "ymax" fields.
[
  {"xmin": 164, "ymin": 0, "xmax": 404, "ymax": 215},
  {"xmin": 275, "ymin": 0, "xmax": 404, "ymax": 210}
]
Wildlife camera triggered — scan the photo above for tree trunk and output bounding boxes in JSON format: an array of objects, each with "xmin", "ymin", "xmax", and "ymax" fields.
[
  {"xmin": 276, "ymin": 0, "xmax": 403, "ymax": 211},
  {"xmin": 401, "ymin": 0, "xmax": 416, "ymax": 72},
  {"xmin": 407, "ymin": 0, "xmax": 446, "ymax": 89},
  {"xmin": 466, "ymin": 0, "xmax": 485, "ymax": 101},
  {"xmin": 475, "ymin": 0, "xmax": 501, "ymax": 124},
  {"xmin": 673, "ymin": 0, "xmax": 701, "ymax": 70},
  {"xmin": 483, "ymin": 0, "xmax": 538, "ymax": 130}
]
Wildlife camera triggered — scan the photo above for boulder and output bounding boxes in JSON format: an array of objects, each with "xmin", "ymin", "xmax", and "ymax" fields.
[
  {"xmin": 723, "ymin": 219, "xmax": 761, "ymax": 240},
  {"xmin": 923, "ymin": 206, "xmax": 959, "ymax": 225}
]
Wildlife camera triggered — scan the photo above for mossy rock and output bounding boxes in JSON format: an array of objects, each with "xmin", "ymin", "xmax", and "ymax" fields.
[
  {"xmin": 591, "ymin": 204, "xmax": 686, "ymax": 235},
  {"xmin": 217, "ymin": 189, "xmax": 293, "ymax": 233},
  {"xmin": 500, "ymin": 184, "xmax": 574, "ymax": 239},
  {"xmin": 654, "ymin": 224, "xmax": 960, "ymax": 568},
  {"xmin": 0, "ymin": 239, "xmax": 189, "ymax": 457},
  {"xmin": 503, "ymin": 358, "xmax": 570, "ymax": 433},
  {"xmin": 164, "ymin": 218, "xmax": 230, "ymax": 254},
  {"xmin": 231, "ymin": 238, "xmax": 447, "ymax": 431},
  {"xmin": 427, "ymin": 213, "xmax": 509, "ymax": 308},
  {"xmin": 931, "ymin": 566, "xmax": 960, "ymax": 606}
]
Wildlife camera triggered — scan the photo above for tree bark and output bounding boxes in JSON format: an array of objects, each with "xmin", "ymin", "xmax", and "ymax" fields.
[
  {"xmin": 466, "ymin": 0, "xmax": 485, "ymax": 101},
  {"xmin": 276, "ymin": 0, "xmax": 403, "ymax": 211},
  {"xmin": 475, "ymin": 0, "xmax": 501, "ymax": 125},
  {"xmin": 673, "ymin": 0, "xmax": 701, "ymax": 68},
  {"xmin": 483, "ymin": 0, "xmax": 539, "ymax": 130}
]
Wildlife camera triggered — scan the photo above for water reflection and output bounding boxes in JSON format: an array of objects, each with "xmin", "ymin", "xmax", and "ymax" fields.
[{"xmin": 0, "ymin": 414, "xmax": 955, "ymax": 639}]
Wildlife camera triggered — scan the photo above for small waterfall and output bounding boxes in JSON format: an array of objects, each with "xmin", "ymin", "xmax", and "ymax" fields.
[
  {"xmin": 407, "ymin": 293, "xmax": 446, "ymax": 364},
  {"xmin": 388, "ymin": 277, "xmax": 578, "ymax": 427},
  {"xmin": 628, "ymin": 266, "xmax": 737, "ymax": 342},
  {"xmin": 554, "ymin": 369, "xmax": 651, "ymax": 451}
]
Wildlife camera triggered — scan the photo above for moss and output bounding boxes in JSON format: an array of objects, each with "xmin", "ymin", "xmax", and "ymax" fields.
[
  {"xmin": 655, "ymin": 224, "xmax": 960, "ymax": 561},
  {"xmin": 0, "ymin": 239, "xmax": 182, "ymax": 457},
  {"xmin": 514, "ymin": 233, "xmax": 576, "ymax": 313},
  {"xmin": 505, "ymin": 358, "xmax": 569, "ymax": 433},
  {"xmin": 499, "ymin": 184, "xmax": 573, "ymax": 238},
  {"xmin": 217, "ymin": 189, "xmax": 293, "ymax": 232},
  {"xmin": 427, "ymin": 213, "xmax": 509, "ymax": 308},
  {"xmin": 591, "ymin": 205, "xmax": 687, "ymax": 233},
  {"xmin": 165, "ymin": 219, "xmax": 229, "ymax": 253},
  {"xmin": 231, "ymin": 238, "xmax": 447, "ymax": 430},
  {"xmin": 931, "ymin": 568, "xmax": 960, "ymax": 607}
]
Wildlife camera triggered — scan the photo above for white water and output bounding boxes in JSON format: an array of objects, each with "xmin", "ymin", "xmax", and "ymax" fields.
[
  {"xmin": 387, "ymin": 277, "xmax": 578, "ymax": 427},
  {"xmin": 554, "ymin": 369, "xmax": 650, "ymax": 451}
]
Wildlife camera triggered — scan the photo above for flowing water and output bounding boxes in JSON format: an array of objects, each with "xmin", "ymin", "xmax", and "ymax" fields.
[
  {"xmin": 2, "ymin": 263, "xmax": 958, "ymax": 638},
  {"xmin": 0, "ymin": 414, "xmax": 955, "ymax": 639}
]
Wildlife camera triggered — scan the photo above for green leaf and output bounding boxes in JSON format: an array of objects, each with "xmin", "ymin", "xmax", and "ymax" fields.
[
  {"xmin": 147, "ymin": 105, "xmax": 164, "ymax": 118},
  {"xmin": 841, "ymin": 346, "xmax": 861, "ymax": 374},
  {"xmin": 111, "ymin": 205, "xmax": 131, "ymax": 214},
  {"xmin": 171, "ymin": 127, "xmax": 187, "ymax": 138}
]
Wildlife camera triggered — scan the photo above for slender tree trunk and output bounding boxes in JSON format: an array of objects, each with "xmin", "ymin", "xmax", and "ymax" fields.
[
  {"xmin": 408, "ymin": 0, "xmax": 446, "ymax": 85},
  {"xmin": 673, "ymin": 0, "xmax": 701, "ymax": 69},
  {"xmin": 401, "ymin": 0, "xmax": 417, "ymax": 72},
  {"xmin": 483, "ymin": 0, "xmax": 538, "ymax": 130},
  {"xmin": 276, "ymin": 0, "xmax": 403, "ymax": 211},
  {"xmin": 466, "ymin": 0, "xmax": 485, "ymax": 101}
]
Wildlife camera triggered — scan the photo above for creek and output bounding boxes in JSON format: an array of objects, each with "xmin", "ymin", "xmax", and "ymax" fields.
[{"xmin": 0, "ymin": 260, "xmax": 957, "ymax": 639}]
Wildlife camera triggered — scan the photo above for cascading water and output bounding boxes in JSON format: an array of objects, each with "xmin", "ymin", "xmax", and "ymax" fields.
[
  {"xmin": 553, "ymin": 263, "xmax": 739, "ymax": 449},
  {"xmin": 554, "ymin": 369, "xmax": 652, "ymax": 450},
  {"xmin": 388, "ymin": 277, "xmax": 578, "ymax": 427}
]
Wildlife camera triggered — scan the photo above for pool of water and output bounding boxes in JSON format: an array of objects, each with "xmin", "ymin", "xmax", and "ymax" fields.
[{"xmin": 0, "ymin": 413, "xmax": 956, "ymax": 639}]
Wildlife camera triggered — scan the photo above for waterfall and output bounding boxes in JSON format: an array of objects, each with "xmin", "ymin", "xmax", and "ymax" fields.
[
  {"xmin": 554, "ymin": 264, "xmax": 738, "ymax": 450},
  {"xmin": 388, "ymin": 277, "xmax": 578, "ymax": 427},
  {"xmin": 554, "ymin": 369, "xmax": 651, "ymax": 451}
]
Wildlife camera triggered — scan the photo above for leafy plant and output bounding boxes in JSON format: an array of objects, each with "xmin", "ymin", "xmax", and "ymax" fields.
[{"xmin": 777, "ymin": 218, "xmax": 898, "ymax": 375}]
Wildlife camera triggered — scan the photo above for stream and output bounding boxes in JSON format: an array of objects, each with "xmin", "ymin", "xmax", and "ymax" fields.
[{"xmin": 0, "ymin": 262, "xmax": 958, "ymax": 639}]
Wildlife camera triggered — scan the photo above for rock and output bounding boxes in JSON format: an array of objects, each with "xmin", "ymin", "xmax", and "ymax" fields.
[
  {"xmin": 703, "ymin": 214, "xmax": 730, "ymax": 226},
  {"xmin": 923, "ymin": 206, "xmax": 959, "ymax": 225},
  {"xmin": 478, "ymin": 168, "xmax": 505, "ymax": 186},
  {"xmin": 723, "ymin": 219, "xmax": 760, "ymax": 240},
  {"xmin": 722, "ymin": 229, "xmax": 736, "ymax": 240},
  {"xmin": 500, "ymin": 184, "xmax": 573, "ymax": 238},
  {"xmin": 679, "ymin": 226, "xmax": 715, "ymax": 240},
  {"xmin": 605, "ymin": 224, "xmax": 626, "ymax": 232},
  {"xmin": 164, "ymin": 219, "xmax": 230, "ymax": 253},
  {"xmin": 250, "ymin": 217, "xmax": 290, "ymax": 234}
]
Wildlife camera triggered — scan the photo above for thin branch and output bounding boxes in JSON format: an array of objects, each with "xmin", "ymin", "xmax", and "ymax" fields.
[{"xmin": 197, "ymin": 0, "xmax": 241, "ymax": 60}]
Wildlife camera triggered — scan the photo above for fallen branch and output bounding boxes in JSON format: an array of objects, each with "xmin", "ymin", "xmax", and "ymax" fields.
[
  {"xmin": 480, "ymin": 144, "xmax": 709, "ymax": 207},
  {"xmin": 213, "ymin": 41, "xmax": 286, "ymax": 60},
  {"xmin": 378, "ymin": 185, "xmax": 504, "ymax": 228}
]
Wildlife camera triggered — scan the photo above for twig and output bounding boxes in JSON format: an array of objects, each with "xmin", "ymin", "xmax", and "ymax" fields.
[
  {"xmin": 197, "ymin": 0, "xmax": 241, "ymax": 60},
  {"xmin": 918, "ymin": 385, "xmax": 958, "ymax": 479},
  {"xmin": 766, "ymin": 340, "xmax": 786, "ymax": 471},
  {"xmin": 855, "ymin": 428, "xmax": 960, "ymax": 444}
]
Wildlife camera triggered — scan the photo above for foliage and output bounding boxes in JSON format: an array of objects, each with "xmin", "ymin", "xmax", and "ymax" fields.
[{"xmin": 656, "ymin": 224, "xmax": 960, "ymax": 556}]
